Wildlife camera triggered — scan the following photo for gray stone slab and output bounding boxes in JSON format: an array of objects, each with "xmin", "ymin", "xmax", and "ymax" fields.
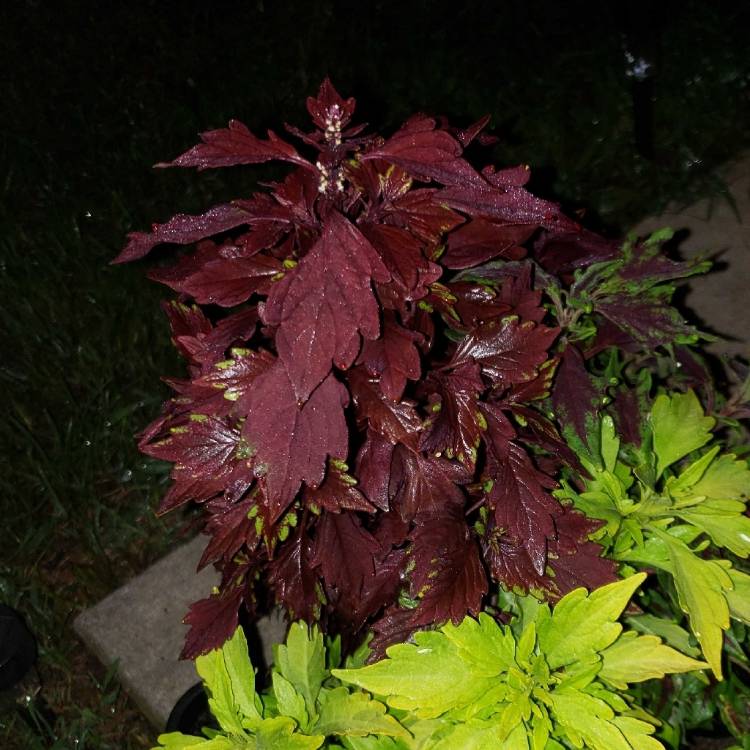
[
  {"xmin": 634, "ymin": 156, "xmax": 750, "ymax": 354},
  {"xmin": 74, "ymin": 536, "xmax": 287, "ymax": 730}
]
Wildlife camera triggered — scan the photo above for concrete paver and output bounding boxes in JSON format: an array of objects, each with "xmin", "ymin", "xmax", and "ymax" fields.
[{"xmin": 73, "ymin": 536, "xmax": 286, "ymax": 729}]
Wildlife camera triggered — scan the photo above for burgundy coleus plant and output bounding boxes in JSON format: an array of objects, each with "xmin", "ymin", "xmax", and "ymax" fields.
[{"xmin": 116, "ymin": 80, "xmax": 703, "ymax": 659}]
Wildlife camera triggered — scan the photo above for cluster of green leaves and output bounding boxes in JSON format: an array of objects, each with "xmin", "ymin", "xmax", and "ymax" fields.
[
  {"xmin": 556, "ymin": 390, "xmax": 750, "ymax": 682},
  {"xmin": 157, "ymin": 576, "xmax": 708, "ymax": 750},
  {"xmin": 154, "ymin": 623, "xmax": 406, "ymax": 750}
]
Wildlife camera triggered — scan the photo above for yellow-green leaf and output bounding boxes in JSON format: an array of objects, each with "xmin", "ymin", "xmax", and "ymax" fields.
[
  {"xmin": 312, "ymin": 686, "xmax": 408, "ymax": 738},
  {"xmin": 650, "ymin": 391, "xmax": 714, "ymax": 478},
  {"xmin": 660, "ymin": 532, "xmax": 732, "ymax": 679},
  {"xmin": 333, "ymin": 629, "xmax": 495, "ymax": 719},
  {"xmin": 676, "ymin": 507, "xmax": 750, "ymax": 557},
  {"xmin": 254, "ymin": 716, "xmax": 323, "ymax": 749},
  {"xmin": 599, "ymin": 632, "xmax": 707, "ymax": 688},
  {"xmin": 612, "ymin": 716, "xmax": 663, "ymax": 750},
  {"xmin": 726, "ymin": 568, "xmax": 750, "ymax": 623},
  {"xmin": 537, "ymin": 573, "xmax": 646, "ymax": 669},
  {"xmin": 550, "ymin": 689, "xmax": 631, "ymax": 750},
  {"xmin": 196, "ymin": 628, "xmax": 259, "ymax": 737},
  {"xmin": 690, "ymin": 452, "xmax": 750, "ymax": 500},
  {"xmin": 274, "ymin": 622, "xmax": 326, "ymax": 720}
]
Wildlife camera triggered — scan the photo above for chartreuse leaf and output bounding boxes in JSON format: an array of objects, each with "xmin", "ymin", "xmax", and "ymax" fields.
[
  {"xmin": 254, "ymin": 716, "xmax": 323, "ymax": 749},
  {"xmin": 195, "ymin": 627, "xmax": 261, "ymax": 736},
  {"xmin": 536, "ymin": 573, "xmax": 646, "ymax": 669},
  {"xmin": 600, "ymin": 415, "xmax": 620, "ymax": 473},
  {"xmin": 550, "ymin": 689, "xmax": 632, "ymax": 750},
  {"xmin": 657, "ymin": 531, "xmax": 732, "ymax": 679},
  {"xmin": 675, "ymin": 505, "xmax": 750, "ymax": 557},
  {"xmin": 440, "ymin": 612, "xmax": 517, "ymax": 676},
  {"xmin": 271, "ymin": 672, "xmax": 308, "ymax": 729},
  {"xmin": 341, "ymin": 737, "xmax": 410, "ymax": 750},
  {"xmin": 153, "ymin": 734, "xmax": 236, "ymax": 750},
  {"xmin": 726, "ymin": 568, "xmax": 750, "ymax": 623},
  {"xmin": 427, "ymin": 719, "xmax": 516, "ymax": 750},
  {"xmin": 689, "ymin": 452, "xmax": 750, "ymax": 499},
  {"xmin": 598, "ymin": 631, "xmax": 707, "ymax": 688},
  {"xmin": 335, "ymin": 576, "xmax": 707, "ymax": 750},
  {"xmin": 274, "ymin": 621, "xmax": 326, "ymax": 720},
  {"xmin": 612, "ymin": 717, "xmax": 664, "ymax": 750},
  {"xmin": 333, "ymin": 628, "xmax": 495, "ymax": 719},
  {"xmin": 650, "ymin": 390, "xmax": 714, "ymax": 478},
  {"xmin": 312, "ymin": 687, "xmax": 408, "ymax": 738}
]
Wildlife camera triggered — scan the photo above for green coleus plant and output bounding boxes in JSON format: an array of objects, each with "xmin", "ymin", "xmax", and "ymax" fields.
[
  {"xmin": 154, "ymin": 622, "xmax": 407, "ymax": 749},
  {"xmin": 156, "ymin": 576, "xmax": 708, "ymax": 750},
  {"xmin": 555, "ymin": 389, "xmax": 750, "ymax": 680}
]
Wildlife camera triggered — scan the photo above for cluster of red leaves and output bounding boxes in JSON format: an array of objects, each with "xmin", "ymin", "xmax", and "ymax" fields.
[{"xmin": 116, "ymin": 80, "xmax": 665, "ymax": 659}]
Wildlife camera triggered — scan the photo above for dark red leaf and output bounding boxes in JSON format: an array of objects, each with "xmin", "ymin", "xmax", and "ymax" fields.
[
  {"xmin": 452, "ymin": 316, "xmax": 559, "ymax": 389},
  {"xmin": 442, "ymin": 220, "xmax": 533, "ymax": 270},
  {"xmin": 506, "ymin": 357, "xmax": 558, "ymax": 404},
  {"xmin": 389, "ymin": 445, "xmax": 468, "ymax": 519},
  {"xmin": 162, "ymin": 119, "xmax": 311, "ymax": 171},
  {"xmin": 482, "ymin": 164, "xmax": 532, "ymax": 187},
  {"xmin": 150, "ymin": 242, "xmax": 284, "ymax": 307},
  {"xmin": 303, "ymin": 460, "xmax": 375, "ymax": 514},
  {"xmin": 181, "ymin": 580, "xmax": 245, "ymax": 659},
  {"xmin": 449, "ymin": 114, "xmax": 494, "ymax": 148},
  {"xmin": 509, "ymin": 404, "xmax": 583, "ymax": 473},
  {"xmin": 267, "ymin": 523, "xmax": 321, "ymax": 622},
  {"xmin": 533, "ymin": 228, "xmax": 619, "ymax": 276},
  {"xmin": 387, "ymin": 187, "xmax": 464, "ymax": 245},
  {"xmin": 369, "ymin": 605, "xmax": 421, "ymax": 660},
  {"xmin": 244, "ymin": 363, "xmax": 349, "ymax": 522},
  {"xmin": 360, "ymin": 223, "xmax": 435, "ymax": 302},
  {"xmin": 439, "ymin": 183, "xmax": 578, "ymax": 232},
  {"xmin": 547, "ymin": 511, "xmax": 617, "ymax": 594},
  {"xmin": 351, "ymin": 547, "xmax": 408, "ymax": 630},
  {"xmin": 268, "ymin": 170, "xmax": 320, "ymax": 230},
  {"xmin": 262, "ymin": 210, "xmax": 390, "ymax": 402},
  {"xmin": 354, "ymin": 429, "xmax": 395, "ymax": 512},
  {"xmin": 306, "ymin": 78, "xmax": 356, "ymax": 132},
  {"xmin": 357, "ymin": 311, "xmax": 422, "ymax": 401},
  {"xmin": 348, "ymin": 367, "xmax": 422, "ymax": 446},
  {"xmin": 199, "ymin": 495, "xmax": 261, "ymax": 569},
  {"xmin": 114, "ymin": 203, "xmax": 257, "ymax": 264},
  {"xmin": 418, "ymin": 362, "xmax": 484, "ymax": 468},
  {"xmin": 496, "ymin": 262, "xmax": 546, "ymax": 324},
  {"xmin": 311, "ymin": 512, "xmax": 381, "ymax": 612},
  {"xmin": 173, "ymin": 307, "xmax": 259, "ymax": 371},
  {"xmin": 551, "ymin": 344, "xmax": 602, "ymax": 450},
  {"xmin": 408, "ymin": 505, "xmax": 487, "ymax": 625},
  {"xmin": 195, "ymin": 347, "xmax": 275, "ymax": 409},
  {"xmin": 448, "ymin": 282, "xmax": 512, "ymax": 329},
  {"xmin": 596, "ymin": 296, "xmax": 697, "ymax": 347},
  {"xmin": 143, "ymin": 414, "xmax": 243, "ymax": 484},
  {"xmin": 482, "ymin": 403, "xmax": 560, "ymax": 577},
  {"xmin": 363, "ymin": 115, "xmax": 485, "ymax": 187},
  {"xmin": 482, "ymin": 522, "xmax": 545, "ymax": 591}
]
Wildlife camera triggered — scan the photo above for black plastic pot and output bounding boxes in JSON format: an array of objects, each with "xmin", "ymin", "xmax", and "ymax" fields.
[
  {"xmin": 165, "ymin": 681, "xmax": 215, "ymax": 735},
  {"xmin": 166, "ymin": 619, "xmax": 267, "ymax": 734}
]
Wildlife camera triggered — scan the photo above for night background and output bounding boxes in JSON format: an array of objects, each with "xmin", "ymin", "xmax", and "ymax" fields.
[{"xmin": 1, "ymin": 1, "xmax": 749, "ymax": 747}]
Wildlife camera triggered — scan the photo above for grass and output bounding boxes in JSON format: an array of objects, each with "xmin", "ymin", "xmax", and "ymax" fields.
[{"xmin": 0, "ymin": 0, "xmax": 748, "ymax": 747}]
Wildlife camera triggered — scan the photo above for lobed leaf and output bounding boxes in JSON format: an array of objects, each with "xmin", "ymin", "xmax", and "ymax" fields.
[
  {"xmin": 536, "ymin": 573, "xmax": 647, "ymax": 669},
  {"xmin": 650, "ymin": 391, "xmax": 715, "ymax": 478},
  {"xmin": 598, "ymin": 631, "xmax": 707, "ymax": 689}
]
